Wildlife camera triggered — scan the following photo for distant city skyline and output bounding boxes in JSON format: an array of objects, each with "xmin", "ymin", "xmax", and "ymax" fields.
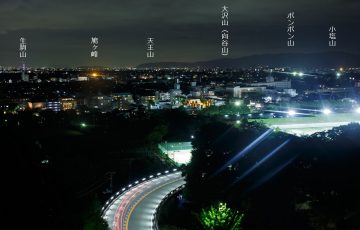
[{"xmin": 0, "ymin": 0, "xmax": 359, "ymax": 67}]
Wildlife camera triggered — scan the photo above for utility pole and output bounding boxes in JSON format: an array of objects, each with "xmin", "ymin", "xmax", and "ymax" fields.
[{"xmin": 105, "ymin": 171, "xmax": 116, "ymax": 193}]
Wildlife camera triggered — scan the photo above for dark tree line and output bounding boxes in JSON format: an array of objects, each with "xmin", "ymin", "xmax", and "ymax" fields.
[{"xmin": 182, "ymin": 122, "xmax": 360, "ymax": 230}]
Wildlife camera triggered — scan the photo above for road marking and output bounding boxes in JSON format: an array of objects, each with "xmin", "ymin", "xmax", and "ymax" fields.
[{"xmin": 125, "ymin": 177, "xmax": 184, "ymax": 230}]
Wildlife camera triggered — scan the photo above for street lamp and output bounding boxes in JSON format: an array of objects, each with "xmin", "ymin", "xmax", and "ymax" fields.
[
  {"xmin": 287, "ymin": 109, "xmax": 296, "ymax": 116},
  {"xmin": 322, "ymin": 108, "xmax": 332, "ymax": 115}
]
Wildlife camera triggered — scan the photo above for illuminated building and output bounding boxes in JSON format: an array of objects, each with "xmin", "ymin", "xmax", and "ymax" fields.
[
  {"xmin": 249, "ymin": 79, "xmax": 291, "ymax": 89},
  {"xmin": 140, "ymin": 95, "xmax": 156, "ymax": 106},
  {"xmin": 77, "ymin": 76, "xmax": 89, "ymax": 81},
  {"xmin": 158, "ymin": 142, "xmax": 193, "ymax": 165},
  {"xmin": 111, "ymin": 93, "xmax": 134, "ymax": 110},
  {"xmin": 227, "ymin": 86, "xmax": 266, "ymax": 98},
  {"xmin": 61, "ymin": 98, "xmax": 77, "ymax": 110},
  {"xmin": 88, "ymin": 96, "xmax": 112, "ymax": 112},
  {"xmin": 46, "ymin": 101, "xmax": 61, "ymax": 112},
  {"xmin": 156, "ymin": 92, "xmax": 171, "ymax": 101},
  {"xmin": 185, "ymin": 98, "xmax": 212, "ymax": 109},
  {"xmin": 27, "ymin": 101, "xmax": 46, "ymax": 110}
]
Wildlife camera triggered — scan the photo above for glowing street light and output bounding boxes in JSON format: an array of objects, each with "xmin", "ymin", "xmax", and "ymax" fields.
[
  {"xmin": 234, "ymin": 101, "xmax": 241, "ymax": 106},
  {"xmin": 356, "ymin": 108, "xmax": 360, "ymax": 114},
  {"xmin": 80, "ymin": 122, "xmax": 87, "ymax": 128},
  {"xmin": 336, "ymin": 72, "xmax": 341, "ymax": 77},
  {"xmin": 322, "ymin": 108, "xmax": 332, "ymax": 115},
  {"xmin": 287, "ymin": 109, "xmax": 296, "ymax": 116},
  {"xmin": 298, "ymin": 72, "xmax": 304, "ymax": 77}
]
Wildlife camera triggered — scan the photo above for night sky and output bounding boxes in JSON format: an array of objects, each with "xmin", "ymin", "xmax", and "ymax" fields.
[{"xmin": 0, "ymin": 0, "xmax": 359, "ymax": 67}]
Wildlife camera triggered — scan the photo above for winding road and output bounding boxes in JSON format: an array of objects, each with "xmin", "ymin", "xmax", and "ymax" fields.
[{"xmin": 102, "ymin": 171, "xmax": 185, "ymax": 230}]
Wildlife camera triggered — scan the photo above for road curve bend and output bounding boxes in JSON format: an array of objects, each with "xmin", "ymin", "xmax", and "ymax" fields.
[{"xmin": 103, "ymin": 172, "xmax": 185, "ymax": 230}]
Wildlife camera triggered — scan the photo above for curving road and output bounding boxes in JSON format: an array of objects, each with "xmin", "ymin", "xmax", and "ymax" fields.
[{"xmin": 103, "ymin": 172, "xmax": 185, "ymax": 230}]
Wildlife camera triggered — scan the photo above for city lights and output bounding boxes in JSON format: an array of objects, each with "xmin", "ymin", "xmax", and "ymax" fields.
[{"xmin": 3, "ymin": 1, "xmax": 360, "ymax": 230}]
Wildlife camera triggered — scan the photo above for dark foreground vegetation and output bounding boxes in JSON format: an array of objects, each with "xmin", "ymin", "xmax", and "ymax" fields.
[
  {"xmin": 161, "ymin": 122, "xmax": 360, "ymax": 230},
  {"xmin": 3, "ymin": 109, "xmax": 202, "ymax": 229}
]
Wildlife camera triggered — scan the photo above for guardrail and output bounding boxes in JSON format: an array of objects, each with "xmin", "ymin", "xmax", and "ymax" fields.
[
  {"xmin": 152, "ymin": 184, "xmax": 185, "ymax": 230},
  {"xmin": 101, "ymin": 168, "xmax": 179, "ymax": 217}
]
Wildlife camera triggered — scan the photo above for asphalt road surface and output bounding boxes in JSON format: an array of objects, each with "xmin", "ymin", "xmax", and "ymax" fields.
[{"xmin": 103, "ymin": 172, "xmax": 185, "ymax": 230}]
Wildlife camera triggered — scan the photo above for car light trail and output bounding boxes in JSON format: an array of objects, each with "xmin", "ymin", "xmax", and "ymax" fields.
[{"xmin": 102, "ymin": 172, "xmax": 185, "ymax": 230}]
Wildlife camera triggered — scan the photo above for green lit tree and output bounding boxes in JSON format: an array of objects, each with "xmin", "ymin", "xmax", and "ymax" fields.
[{"xmin": 200, "ymin": 202, "xmax": 244, "ymax": 230}]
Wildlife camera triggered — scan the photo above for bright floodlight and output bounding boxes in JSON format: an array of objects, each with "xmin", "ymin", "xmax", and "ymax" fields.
[
  {"xmin": 298, "ymin": 72, "xmax": 304, "ymax": 77},
  {"xmin": 234, "ymin": 101, "xmax": 241, "ymax": 106},
  {"xmin": 80, "ymin": 122, "xmax": 87, "ymax": 128},
  {"xmin": 322, "ymin": 108, "xmax": 332, "ymax": 115},
  {"xmin": 356, "ymin": 108, "xmax": 360, "ymax": 114},
  {"xmin": 336, "ymin": 72, "xmax": 341, "ymax": 77},
  {"xmin": 292, "ymin": 71, "xmax": 298, "ymax": 76},
  {"xmin": 287, "ymin": 110, "xmax": 296, "ymax": 116}
]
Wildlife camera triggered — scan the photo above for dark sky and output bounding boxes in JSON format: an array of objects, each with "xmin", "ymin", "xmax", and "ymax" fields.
[{"xmin": 0, "ymin": 0, "xmax": 359, "ymax": 67}]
